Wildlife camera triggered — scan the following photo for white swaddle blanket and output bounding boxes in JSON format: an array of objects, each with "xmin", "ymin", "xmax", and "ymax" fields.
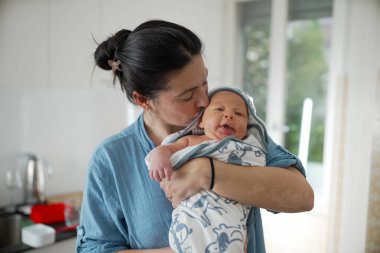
[
  {"xmin": 168, "ymin": 135, "xmax": 266, "ymax": 171},
  {"xmin": 146, "ymin": 87, "xmax": 270, "ymax": 253},
  {"xmin": 166, "ymin": 135, "xmax": 266, "ymax": 253}
]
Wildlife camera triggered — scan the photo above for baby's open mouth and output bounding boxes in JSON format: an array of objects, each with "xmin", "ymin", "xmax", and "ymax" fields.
[
  {"xmin": 222, "ymin": 124, "xmax": 232, "ymax": 130},
  {"xmin": 221, "ymin": 124, "xmax": 235, "ymax": 134}
]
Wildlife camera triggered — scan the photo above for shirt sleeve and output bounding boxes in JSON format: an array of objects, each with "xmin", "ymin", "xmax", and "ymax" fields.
[
  {"xmin": 265, "ymin": 135, "xmax": 306, "ymax": 177},
  {"xmin": 76, "ymin": 149, "xmax": 129, "ymax": 253}
]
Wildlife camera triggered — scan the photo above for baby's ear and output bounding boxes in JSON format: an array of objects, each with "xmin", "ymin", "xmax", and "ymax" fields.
[{"xmin": 198, "ymin": 121, "xmax": 205, "ymax": 129}]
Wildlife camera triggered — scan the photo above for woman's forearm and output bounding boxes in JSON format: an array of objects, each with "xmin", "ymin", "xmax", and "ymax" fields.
[
  {"xmin": 209, "ymin": 159, "xmax": 314, "ymax": 213},
  {"xmin": 161, "ymin": 158, "xmax": 314, "ymax": 212}
]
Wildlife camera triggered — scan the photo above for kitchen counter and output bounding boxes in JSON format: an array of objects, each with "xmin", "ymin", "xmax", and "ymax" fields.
[
  {"xmin": 0, "ymin": 215, "xmax": 77, "ymax": 253},
  {"xmin": 27, "ymin": 238, "xmax": 76, "ymax": 253},
  {"xmin": 0, "ymin": 192, "xmax": 81, "ymax": 253},
  {"xmin": 0, "ymin": 213, "xmax": 76, "ymax": 253},
  {"xmin": 4, "ymin": 229, "xmax": 76, "ymax": 253}
]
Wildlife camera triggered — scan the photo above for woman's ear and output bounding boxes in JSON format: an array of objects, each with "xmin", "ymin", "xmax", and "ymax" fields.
[{"xmin": 132, "ymin": 91, "xmax": 152, "ymax": 111}]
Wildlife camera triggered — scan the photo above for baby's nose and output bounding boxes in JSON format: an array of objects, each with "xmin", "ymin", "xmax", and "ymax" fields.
[{"xmin": 224, "ymin": 113, "xmax": 234, "ymax": 119}]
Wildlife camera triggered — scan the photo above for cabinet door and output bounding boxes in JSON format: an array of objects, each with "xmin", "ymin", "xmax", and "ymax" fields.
[
  {"xmin": 0, "ymin": 0, "xmax": 48, "ymax": 87},
  {"xmin": 49, "ymin": 0, "xmax": 99, "ymax": 88}
]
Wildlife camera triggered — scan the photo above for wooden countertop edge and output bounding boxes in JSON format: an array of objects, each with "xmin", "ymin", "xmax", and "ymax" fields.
[{"xmin": 46, "ymin": 191, "xmax": 83, "ymax": 204}]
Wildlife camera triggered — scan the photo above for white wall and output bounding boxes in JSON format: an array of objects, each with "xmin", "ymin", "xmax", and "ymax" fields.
[{"xmin": 0, "ymin": 0, "xmax": 227, "ymax": 207}]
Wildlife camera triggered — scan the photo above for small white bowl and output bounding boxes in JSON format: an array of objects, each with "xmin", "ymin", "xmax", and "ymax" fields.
[{"xmin": 22, "ymin": 223, "xmax": 56, "ymax": 248}]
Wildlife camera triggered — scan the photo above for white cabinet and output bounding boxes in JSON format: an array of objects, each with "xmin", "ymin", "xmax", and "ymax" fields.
[
  {"xmin": 0, "ymin": 0, "xmax": 48, "ymax": 87},
  {"xmin": 0, "ymin": 0, "xmax": 101, "ymax": 88},
  {"xmin": 49, "ymin": 0, "xmax": 100, "ymax": 88},
  {"xmin": 0, "ymin": 0, "xmax": 224, "ymax": 89},
  {"xmin": 28, "ymin": 238, "xmax": 76, "ymax": 253}
]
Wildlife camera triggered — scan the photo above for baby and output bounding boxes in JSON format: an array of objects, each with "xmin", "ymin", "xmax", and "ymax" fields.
[
  {"xmin": 148, "ymin": 90, "xmax": 249, "ymax": 182},
  {"xmin": 146, "ymin": 88, "xmax": 266, "ymax": 253}
]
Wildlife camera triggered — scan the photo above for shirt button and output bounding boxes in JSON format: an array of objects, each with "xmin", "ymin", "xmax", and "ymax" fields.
[{"xmin": 78, "ymin": 229, "xmax": 83, "ymax": 235}]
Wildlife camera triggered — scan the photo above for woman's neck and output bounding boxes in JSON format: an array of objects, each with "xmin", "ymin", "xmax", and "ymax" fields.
[{"xmin": 143, "ymin": 112, "xmax": 183, "ymax": 145}]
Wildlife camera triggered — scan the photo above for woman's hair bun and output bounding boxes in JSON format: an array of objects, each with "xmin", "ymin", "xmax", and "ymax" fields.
[{"xmin": 94, "ymin": 29, "xmax": 132, "ymax": 71}]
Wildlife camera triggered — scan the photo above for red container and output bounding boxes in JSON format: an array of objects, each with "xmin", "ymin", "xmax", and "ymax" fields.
[{"xmin": 30, "ymin": 203, "xmax": 65, "ymax": 224}]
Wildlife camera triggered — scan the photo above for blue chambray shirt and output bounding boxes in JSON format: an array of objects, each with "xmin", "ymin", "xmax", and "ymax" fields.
[{"xmin": 76, "ymin": 114, "xmax": 305, "ymax": 253}]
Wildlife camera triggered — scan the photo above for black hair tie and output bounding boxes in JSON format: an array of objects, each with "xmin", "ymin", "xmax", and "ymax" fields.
[{"xmin": 209, "ymin": 158, "xmax": 215, "ymax": 190}]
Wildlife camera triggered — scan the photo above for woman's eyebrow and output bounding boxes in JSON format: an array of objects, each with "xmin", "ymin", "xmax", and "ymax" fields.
[
  {"xmin": 176, "ymin": 86, "xmax": 198, "ymax": 97},
  {"xmin": 176, "ymin": 68, "xmax": 208, "ymax": 97}
]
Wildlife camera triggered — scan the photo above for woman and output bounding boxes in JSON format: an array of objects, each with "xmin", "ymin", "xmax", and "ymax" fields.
[{"xmin": 76, "ymin": 20, "xmax": 314, "ymax": 253}]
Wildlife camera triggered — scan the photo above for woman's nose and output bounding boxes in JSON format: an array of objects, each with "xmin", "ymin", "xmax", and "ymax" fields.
[{"xmin": 196, "ymin": 89, "xmax": 209, "ymax": 107}]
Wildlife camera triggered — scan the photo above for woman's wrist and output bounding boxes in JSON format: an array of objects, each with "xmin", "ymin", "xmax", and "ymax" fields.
[
  {"xmin": 208, "ymin": 158, "xmax": 215, "ymax": 190},
  {"xmin": 195, "ymin": 157, "xmax": 212, "ymax": 190}
]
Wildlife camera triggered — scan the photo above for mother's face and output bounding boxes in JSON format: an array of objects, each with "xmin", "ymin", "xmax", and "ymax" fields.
[{"xmin": 151, "ymin": 55, "xmax": 209, "ymax": 128}]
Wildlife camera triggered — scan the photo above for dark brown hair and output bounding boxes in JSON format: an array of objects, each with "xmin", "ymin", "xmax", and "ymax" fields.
[{"xmin": 94, "ymin": 20, "xmax": 203, "ymax": 104}]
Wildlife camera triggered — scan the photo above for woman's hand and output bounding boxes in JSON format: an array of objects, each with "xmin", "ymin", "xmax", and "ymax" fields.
[{"xmin": 160, "ymin": 157, "xmax": 210, "ymax": 207}]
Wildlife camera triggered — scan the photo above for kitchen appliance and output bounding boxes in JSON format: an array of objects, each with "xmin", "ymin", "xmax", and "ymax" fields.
[{"xmin": 23, "ymin": 154, "xmax": 48, "ymax": 204}]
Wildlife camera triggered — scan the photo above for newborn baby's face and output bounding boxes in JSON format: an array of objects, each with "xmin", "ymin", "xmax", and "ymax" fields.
[{"xmin": 199, "ymin": 91, "xmax": 248, "ymax": 140}]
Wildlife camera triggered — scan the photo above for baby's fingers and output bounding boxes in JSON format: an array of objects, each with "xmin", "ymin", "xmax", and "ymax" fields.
[
  {"xmin": 153, "ymin": 170, "xmax": 162, "ymax": 182},
  {"xmin": 164, "ymin": 167, "xmax": 172, "ymax": 180},
  {"xmin": 158, "ymin": 169, "xmax": 165, "ymax": 182},
  {"xmin": 149, "ymin": 170, "xmax": 154, "ymax": 180}
]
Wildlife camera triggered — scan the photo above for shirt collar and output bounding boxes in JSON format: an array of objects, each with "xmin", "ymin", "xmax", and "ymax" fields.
[{"xmin": 135, "ymin": 113, "xmax": 156, "ymax": 153}]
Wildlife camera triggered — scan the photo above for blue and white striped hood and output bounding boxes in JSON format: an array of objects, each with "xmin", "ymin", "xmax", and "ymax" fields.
[{"xmin": 163, "ymin": 86, "xmax": 268, "ymax": 151}]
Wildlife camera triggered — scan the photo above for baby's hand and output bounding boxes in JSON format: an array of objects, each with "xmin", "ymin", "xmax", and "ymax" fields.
[
  {"xmin": 149, "ymin": 163, "xmax": 172, "ymax": 182},
  {"xmin": 149, "ymin": 161, "xmax": 173, "ymax": 182},
  {"xmin": 148, "ymin": 144, "xmax": 179, "ymax": 182}
]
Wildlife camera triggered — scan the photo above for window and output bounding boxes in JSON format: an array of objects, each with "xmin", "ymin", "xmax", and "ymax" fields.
[{"xmin": 238, "ymin": 1, "xmax": 333, "ymax": 252}]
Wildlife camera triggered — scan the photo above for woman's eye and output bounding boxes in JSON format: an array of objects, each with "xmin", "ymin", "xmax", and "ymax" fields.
[{"xmin": 182, "ymin": 94, "xmax": 193, "ymax": 101}]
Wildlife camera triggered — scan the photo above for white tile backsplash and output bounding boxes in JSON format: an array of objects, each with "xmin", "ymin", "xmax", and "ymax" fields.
[{"xmin": 0, "ymin": 86, "xmax": 128, "ymax": 207}]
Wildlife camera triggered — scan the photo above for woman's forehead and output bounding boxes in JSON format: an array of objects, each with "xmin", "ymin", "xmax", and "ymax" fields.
[{"xmin": 165, "ymin": 55, "xmax": 207, "ymax": 94}]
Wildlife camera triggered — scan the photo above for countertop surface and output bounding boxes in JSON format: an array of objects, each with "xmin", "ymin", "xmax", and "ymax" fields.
[
  {"xmin": 0, "ymin": 192, "xmax": 81, "ymax": 253},
  {"xmin": 0, "ymin": 219, "xmax": 76, "ymax": 253},
  {"xmin": 5, "ymin": 232, "xmax": 76, "ymax": 253}
]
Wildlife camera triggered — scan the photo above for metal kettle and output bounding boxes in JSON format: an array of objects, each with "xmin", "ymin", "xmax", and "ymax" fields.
[{"xmin": 23, "ymin": 154, "xmax": 47, "ymax": 204}]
